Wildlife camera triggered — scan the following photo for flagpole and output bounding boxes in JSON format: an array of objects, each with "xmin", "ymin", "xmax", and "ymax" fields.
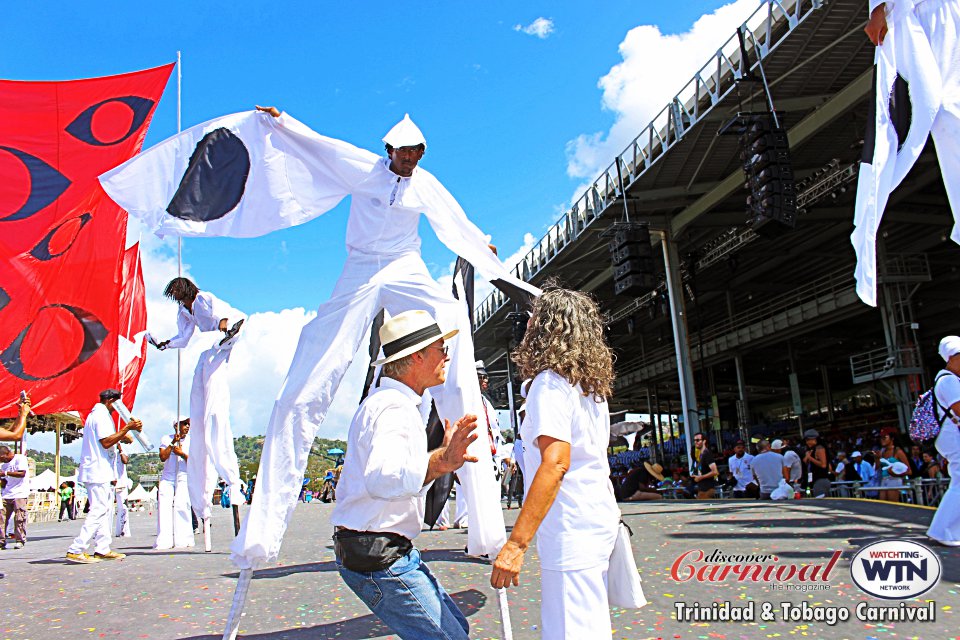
[
  {"xmin": 175, "ymin": 50, "xmax": 184, "ymax": 550},
  {"xmin": 176, "ymin": 50, "xmax": 183, "ymax": 424}
]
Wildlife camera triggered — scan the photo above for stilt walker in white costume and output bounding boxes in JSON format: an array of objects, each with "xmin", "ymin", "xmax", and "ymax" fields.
[
  {"xmin": 153, "ymin": 277, "xmax": 245, "ymax": 549},
  {"xmin": 928, "ymin": 336, "xmax": 960, "ymax": 547},
  {"xmin": 100, "ymin": 108, "xmax": 540, "ymax": 575},
  {"xmin": 853, "ymin": 0, "xmax": 960, "ymax": 305},
  {"xmin": 155, "ymin": 418, "xmax": 195, "ymax": 550}
]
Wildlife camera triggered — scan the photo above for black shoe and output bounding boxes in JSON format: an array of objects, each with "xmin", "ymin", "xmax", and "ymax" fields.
[{"xmin": 219, "ymin": 319, "xmax": 244, "ymax": 346}]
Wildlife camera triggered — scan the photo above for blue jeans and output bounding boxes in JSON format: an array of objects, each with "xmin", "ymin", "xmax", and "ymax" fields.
[{"xmin": 337, "ymin": 547, "xmax": 469, "ymax": 640}]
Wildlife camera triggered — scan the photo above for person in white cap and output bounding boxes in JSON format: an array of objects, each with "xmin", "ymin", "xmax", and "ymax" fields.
[
  {"xmin": 927, "ymin": 336, "xmax": 960, "ymax": 546},
  {"xmin": 155, "ymin": 418, "xmax": 194, "ymax": 550},
  {"xmin": 152, "ymin": 276, "xmax": 246, "ymax": 540},
  {"xmin": 771, "ymin": 439, "xmax": 802, "ymax": 487},
  {"xmin": 331, "ymin": 310, "xmax": 479, "ymax": 639}
]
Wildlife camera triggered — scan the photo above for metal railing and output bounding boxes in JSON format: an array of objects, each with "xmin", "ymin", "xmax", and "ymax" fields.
[
  {"xmin": 849, "ymin": 345, "xmax": 922, "ymax": 382},
  {"xmin": 475, "ymin": 0, "xmax": 824, "ymax": 329},
  {"xmin": 614, "ymin": 265, "xmax": 855, "ymax": 387}
]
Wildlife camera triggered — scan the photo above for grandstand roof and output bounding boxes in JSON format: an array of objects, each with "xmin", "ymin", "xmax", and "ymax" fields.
[{"xmin": 473, "ymin": 0, "xmax": 957, "ymax": 422}]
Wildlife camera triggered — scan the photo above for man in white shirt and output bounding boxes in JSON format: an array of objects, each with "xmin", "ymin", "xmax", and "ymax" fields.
[
  {"xmin": 928, "ymin": 336, "xmax": 960, "ymax": 546},
  {"xmin": 154, "ymin": 277, "xmax": 245, "ymax": 541},
  {"xmin": 66, "ymin": 389, "xmax": 142, "ymax": 564},
  {"xmin": 728, "ymin": 439, "xmax": 756, "ymax": 499},
  {"xmin": 0, "ymin": 446, "xmax": 30, "ymax": 549},
  {"xmin": 155, "ymin": 418, "xmax": 194, "ymax": 549},
  {"xmin": 331, "ymin": 310, "xmax": 478, "ymax": 639},
  {"xmin": 772, "ymin": 439, "xmax": 802, "ymax": 486}
]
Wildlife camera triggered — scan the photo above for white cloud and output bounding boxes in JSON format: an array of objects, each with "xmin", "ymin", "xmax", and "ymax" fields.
[
  {"xmin": 514, "ymin": 17, "xmax": 555, "ymax": 39},
  {"xmin": 566, "ymin": 0, "xmax": 758, "ymax": 183}
]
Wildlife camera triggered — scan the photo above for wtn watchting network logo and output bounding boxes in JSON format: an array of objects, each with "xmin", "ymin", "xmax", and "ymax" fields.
[{"xmin": 850, "ymin": 540, "xmax": 942, "ymax": 599}]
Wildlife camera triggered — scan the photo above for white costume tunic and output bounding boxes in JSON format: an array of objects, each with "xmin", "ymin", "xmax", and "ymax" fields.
[
  {"xmin": 68, "ymin": 403, "xmax": 119, "ymax": 556},
  {"xmin": 100, "ymin": 110, "xmax": 540, "ymax": 568},
  {"xmin": 523, "ymin": 370, "xmax": 620, "ymax": 639},
  {"xmin": 162, "ymin": 291, "xmax": 245, "ymax": 518},
  {"xmin": 853, "ymin": 0, "xmax": 960, "ymax": 305},
  {"xmin": 929, "ymin": 371, "xmax": 960, "ymax": 545},
  {"xmin": 155, "ymin": 433, "xmax": 195, "ymax": 549}
]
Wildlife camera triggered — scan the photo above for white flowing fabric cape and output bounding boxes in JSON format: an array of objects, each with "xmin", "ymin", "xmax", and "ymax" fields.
[
  {"xmin": 852, "ymin": 0, "xmax": 951, "ymax": 306},
  {"xmin": 100, "ymin": 110, "xmax": 535, "ymax": 296},
  {"xmin": 100, "ymin": 111, "xmax": 539, "ymax": 569}
]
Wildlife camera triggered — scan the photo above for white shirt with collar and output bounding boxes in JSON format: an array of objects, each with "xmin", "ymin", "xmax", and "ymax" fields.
[
  {"xmin": 1, "ymin": 453, "xmax": 30, "ymax": 499},
  {"xmin": 77, "ymin": 403, "xmax": 119, "ymax": 485},
  {"xmin": 331, "ymin": 377, "xmax": 432, "ymax": 541},
  {"xmin": 728, "ymin": 453, "xmax": 755, "ymax": 491}
]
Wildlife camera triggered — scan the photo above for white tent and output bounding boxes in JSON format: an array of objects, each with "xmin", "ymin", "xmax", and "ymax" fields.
[
  {"xmin": 126, "ymin": 484, "xmax": 153, "ymax": 503},
  {"xmin": 29, "ymin": 469, "xmax": 58, "ymax": 492}
]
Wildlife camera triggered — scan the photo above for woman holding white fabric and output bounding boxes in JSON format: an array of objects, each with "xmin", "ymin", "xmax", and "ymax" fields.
[{"xmin": 490, "ymin": 287, "xmax": 621, "ymax": 639}]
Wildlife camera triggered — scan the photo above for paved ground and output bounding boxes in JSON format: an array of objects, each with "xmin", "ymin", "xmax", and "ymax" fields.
[{"xmin": 1, "ymin": 498, "xmax": 958, "ymax": 640}]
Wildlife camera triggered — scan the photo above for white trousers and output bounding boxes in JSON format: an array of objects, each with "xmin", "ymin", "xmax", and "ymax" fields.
[
  {"xmin": 454, "ymin": 483, "xmax": 469, "ymax": 527},
  {"xmin": 114, "ymin": 486, "xmax": 130, "ymax": 538},
  {"xmin": 540, "ymin": 561, "xmax": 612, "ymax": 639},
  {"xmin": 68, "ymin": 483, "xmax": 113, "ymax": 555},
  {"xmin": 232, "ymin": 251, "xmax": 504, "ymax": 568},
  {"xmin": 188, "ymin": 342, "xmax": 243, "ymax": 520},
  {"xmin": 156, "ymin": 476, "xmax": 195, "ymax": 549},
  {"xmin": 928, "ymin": 423, "xmax": 960, "ymax": 544}
]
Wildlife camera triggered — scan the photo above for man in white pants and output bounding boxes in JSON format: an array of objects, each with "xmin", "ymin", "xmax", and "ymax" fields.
[
  {"xmin": 66, "ymin": 389, "xmax": 142, "ymax": 564},
  {"xmin": 155, "ymin": 418, "xmax": 195, "ymax": 549},
  {"xmin": 113, "ymin": 443, "xmax": 132, "ymax": 538},
  {"xmin": 154, "ymin": 277, "xmax": 245, "ymax": 535},
  {"xmin": 928, "ymin": 336, "xmax": 960, "ymax": 546}
]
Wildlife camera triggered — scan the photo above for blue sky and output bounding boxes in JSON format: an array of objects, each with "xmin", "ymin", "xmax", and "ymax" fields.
[{"xmin": 3, "ymin": 0, "xmax": 762, "ymax": 453}]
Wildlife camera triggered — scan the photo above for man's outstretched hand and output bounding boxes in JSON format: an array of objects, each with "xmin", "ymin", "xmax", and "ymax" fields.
[
  {"xmin": 255, "ymin": 105, "xmax": 281, "ymax": 118},
  {"xmin": 865, "ymin": 4, "xmax": 888, "ymax": 45}
]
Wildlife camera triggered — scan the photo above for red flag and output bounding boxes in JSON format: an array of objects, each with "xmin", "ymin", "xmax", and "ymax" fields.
[
  {"xmin": 118, "ymin": 243, "xmax": 147, "ymax": 410},
  {"xmin": 0, "ymin": 64, "xmax": 173, "ymax": 417}
]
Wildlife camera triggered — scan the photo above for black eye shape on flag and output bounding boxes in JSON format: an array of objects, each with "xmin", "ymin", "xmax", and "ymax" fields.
[
  {"xmin": 30, "ymin": 212, "xmax": 93, "ymax": 261},
  {"xmin": 0, "ymin": 287, "xmax": 9, "ymax": 313},
  {"xmin": 0, "ymin": 146, "xmax": 72, "ymax": 222},
  {"xmin": 166, "ymin": 127, "xmax": 250, "ymax": 222},
  {"xmin": 0, "ymin": 304, "xmax": 108, "ymax": 381},
  {"xmin": 65, "ymin": 96, "xmax": 156, "ymax": 147}
]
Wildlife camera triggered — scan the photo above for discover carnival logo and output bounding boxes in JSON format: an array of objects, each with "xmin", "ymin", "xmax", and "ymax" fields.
[{"xmin": 849, "ymin": 540, "xmax": 942, "ymax": 599}]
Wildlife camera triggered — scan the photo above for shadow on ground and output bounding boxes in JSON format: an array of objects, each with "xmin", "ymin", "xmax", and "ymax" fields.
[{"xmin": 179, "ymin": 588, "xmax": 487, "ymax": 639}]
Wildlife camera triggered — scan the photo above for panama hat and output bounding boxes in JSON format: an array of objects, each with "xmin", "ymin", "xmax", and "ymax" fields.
[
  {"xmin": 372, "ymin": 310, "xmax": 457, "ymax": 366},
  {"xmin": 644, "ymin": 461, "xmax": 665, "ymax": 481}
]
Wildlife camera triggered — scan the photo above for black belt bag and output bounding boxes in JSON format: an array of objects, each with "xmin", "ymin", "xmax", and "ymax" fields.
[{"xmin": 333, "ymin": 528, "xmax": 413, "ymax": 573}]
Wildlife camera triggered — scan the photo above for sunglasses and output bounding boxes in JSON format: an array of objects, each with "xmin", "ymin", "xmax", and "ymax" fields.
[{"xmin": 427, "ymin": 344, "xmax": 449, "ymax": 356}]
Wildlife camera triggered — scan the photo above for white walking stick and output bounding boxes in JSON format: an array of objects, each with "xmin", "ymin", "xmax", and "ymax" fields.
[
  {"xmin": 222, "ymin": 567, "xmax": 253, "ymax": 640},
  {"xmin": 497, "ymin": 588, "xmax": 514, "ymax": 640}
]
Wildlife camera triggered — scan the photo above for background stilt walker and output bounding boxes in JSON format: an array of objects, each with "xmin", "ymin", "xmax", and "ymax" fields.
[{"xmin": 152, "ymin": 277, "xmax": 245, "ymax": 550}]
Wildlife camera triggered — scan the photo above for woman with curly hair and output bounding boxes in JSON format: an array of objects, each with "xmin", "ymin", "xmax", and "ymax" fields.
[{"xmin": 490, "ymin": 287, "xmax": 621, "ymax": 639}]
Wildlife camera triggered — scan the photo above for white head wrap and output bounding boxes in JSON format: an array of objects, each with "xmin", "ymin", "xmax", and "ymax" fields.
[
  {"xmin": 383, "ymin": 114, "xmax": 426, "ymax": 149},
  {"xmin": 939, "ymin": 336, "xmax": 960, "ymax": 362}
]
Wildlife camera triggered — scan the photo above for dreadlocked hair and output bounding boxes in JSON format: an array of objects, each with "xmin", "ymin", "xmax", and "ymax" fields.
[
  {"xmin": 163, "ymin": 277, "xmax": 199, "ymax": 304},
  {"xmin": 512, "ymin": 284, "xmax": 614, "ymax": 401}
]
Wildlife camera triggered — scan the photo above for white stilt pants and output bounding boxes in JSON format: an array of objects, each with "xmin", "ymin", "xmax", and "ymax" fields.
[
  {"xmin": 928, "ymin": 423, "xmax": 960, "ymax": 544},
  {"xmin": 231, "ymin": 251, "xmax": 504, "ymax": 568},
  {"xmin": 156, "ymin": 476, "xmax": 195, "ymax": 549},
  {"xmin": 68, "ymin": 483, "xmax": 113, "ymax": 556},
  {"xmin": 188, "ymin": 343, "xmax": 243, "ymax": 520}
]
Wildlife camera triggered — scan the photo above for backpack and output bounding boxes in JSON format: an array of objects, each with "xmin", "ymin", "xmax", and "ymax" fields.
[{"xmin": 909, "ymin": 372, "xmax": 958, "ymax": 442}]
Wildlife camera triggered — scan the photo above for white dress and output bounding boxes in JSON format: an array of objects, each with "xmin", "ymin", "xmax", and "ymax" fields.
[{"xmin": 929, "ymin": 370, "xmax": 960, "ymax": 544}]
